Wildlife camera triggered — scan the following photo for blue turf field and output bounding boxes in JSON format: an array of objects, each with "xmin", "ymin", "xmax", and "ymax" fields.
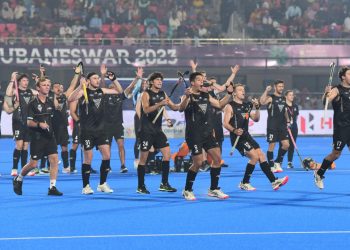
[{"xmin": 0, "ymin": 136, "xmax": 350, "ymax": 250}]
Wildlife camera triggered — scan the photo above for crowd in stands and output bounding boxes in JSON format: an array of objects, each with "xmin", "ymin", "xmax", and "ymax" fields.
[
  {"xmin": 244, "ymin": 0, "xmax": 350, "ymax": 39},
  {"xmin": 0, "ymin": 0, "xmax": 223, "ymax": 45}
]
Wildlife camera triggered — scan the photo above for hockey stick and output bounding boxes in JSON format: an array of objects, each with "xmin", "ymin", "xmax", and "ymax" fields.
[
  {"xmin": 152, "ymin": 71, "xmax": 189, "ymax": 124},
  {"xmin": 323, "ymin": 62, "xmax": 336, "ymax": 120},
  {"xmin": 229, "ymin": 104, "xmax": 252, "ymax": 156},
  {"xmin": 78, "ymin": 62, "xmax": 89, "ymax": 114},
  {"xmin": 287, "ymin": 127, "xmax": 307, "ymax": 170}
]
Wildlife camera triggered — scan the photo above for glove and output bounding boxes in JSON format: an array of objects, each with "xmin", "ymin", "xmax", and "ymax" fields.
[{"xmin": 106, "ymin": 71, "xmax": 116, "ymax": 81}]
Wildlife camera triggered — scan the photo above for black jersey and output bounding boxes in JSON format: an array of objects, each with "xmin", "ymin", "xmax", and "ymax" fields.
[
  {"xmin": 267, "ymin": 94, "xmax": 287, "ymax": 129},
  {"xmin": 332, "ymin": 84, "xmax": 350, "ymax": 128},
  {"xmin": 184, "ymin": 91, "xmax": 213, "ymax": 138},
  {"xmin": 12, "ymin": 89, "xmax": 35, "ymax": 124},
  {"xmin": 104, "ymin": 93, "xmax": 126, "ymax": 125},
  {"xmin": 27, "ymin": 96, "xmax": 55, "ymax": 138},
  {"xmin": 286, "ymin": 103, "xmax": 299, "ymax": 128},
  {"xmin": 229, "ymin": 101, "xmax": 252, "ymax": 133},
  {"xmin": 209, "ymin": 91, "xmax": 223, "ymax": 128},
  {"xmin": 140, "ymin": 89, "xmax": 166, "ymax": 133},
  {"xmin": 52, "ymin": 94, "xmax": 68, "ymax": 127},
  {"xmin": 79, "ymin": 88, "xmax": 105, "ymax": 132}
]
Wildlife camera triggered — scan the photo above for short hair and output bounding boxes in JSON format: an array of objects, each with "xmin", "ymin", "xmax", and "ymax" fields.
[
  {"xmin": 147, "ymin": 72, "xmax": 164, "ymax": 83},
  {"xmin": 51, "ymin": 82, "xmax": 61, "ymax": 89},
  {"xmin": 86, "ymin": 72, "xmax": 98, "ymax": 79},
  {"xmin": 274, "ymin": 80, "xmax": 284, "ymax": 85},
  {"xmin": 284, "ymin": 90, "xmax": 293, "ymax": 96},
  {"xmin": 189, "ymin": 72, "xmax": 203, "ymax": 83},
  {"xmin": 233, "ymin": 83, "xmax": 245, "ymax": 92},
  {"xmin": 17, "ymin": 73, "xmax": 29, "ymax": 82},
  {"xmin": 338, "ymin": 66, "xmax": 350, "ymax": 81},
  {"xmin": 36, "ymin": 77, "xmax": 47, "ymax": 87}
]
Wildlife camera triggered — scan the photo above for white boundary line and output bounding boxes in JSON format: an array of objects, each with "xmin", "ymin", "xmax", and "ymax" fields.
[{"xmin": 1, "ymin": 231, "xmax": 350, "ymax": 241}]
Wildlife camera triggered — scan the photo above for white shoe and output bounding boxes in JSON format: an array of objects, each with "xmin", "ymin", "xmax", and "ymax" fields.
[
  {"xmin": 11, "ymin": 169, "xmax": 18, "ymax": 176},
  {"xmin": 272, "ymin": 176, "xmax": 289, "ymax": 190},
  {"xmin": 182, "ymin": 189, "xmax": 196, "ymax": 201},
  {"xmin": 62, "ymin": 167, "xmax": 70, "ymax": 174},
  {"xmin": 82, "ymin": 184, "xmax": 94, "ymax": 195},
  {"xmin": 314, "ymin": 170, "xmax": 324, "ymax": 189},
  {"xmin": 27, "ymin": 170, "xmax": 36, "ymax": 176},
  {"xmin": 97, "ymin": 182, "xmax": 114, "ymax": 193},
  {"xmin": 208, "ymin": 188, "xmax": 229, "ymax": 199},
  {"xmin": 239, "ymin": 182, "xmax": 256, "ymax": 191},
  {"xmin": 273, "ymin": 162, "xmax": 283, "ymax": 173}
]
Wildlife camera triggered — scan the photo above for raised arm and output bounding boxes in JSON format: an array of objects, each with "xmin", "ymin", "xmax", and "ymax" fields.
[
  {"xmin": 209, "ymin": 85, "xmax": 234, "ymax": 109},
  {"xmin": 322, "ymin": 85, "xmax": 339, "ymax": 104},
  {"xmin": 124, "ymin": 67, "xmax": 144, "ymax": 98},
  {"xmin": 260, "ymin": 85, "xmax": 273, "ymax": 106},
  {"xmin": 68, "ymin": 78, "xmax": 84, "ymax": 102},
  {"xmin": 224, "ymin": 65, "xmax": 240, "ymax": 87},
  {"xmin": 249, "ymin": 98, "xmax": 260, "ymax": 122},
  {"xmin": 100, "ymin": 64, "xmax": 107, "ymax": 88},
  {"xmin": 64, "ymin": 64, "xmax": 82, "ymax": 97}
]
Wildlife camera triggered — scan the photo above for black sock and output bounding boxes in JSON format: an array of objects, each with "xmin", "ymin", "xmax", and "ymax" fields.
[
  {"xmin": 13, "ymin": 149, "xmax": 21, "ymax": 169},
  {"xmin": 210, "ymin": 167, "xmax": 221, "ymax": 190},
  {"xmin": 161, "ymin": 161, "xmax": 170, "ymax": 184},
  {"xmin": 185, "ymin": 170, "xmax": 197, "ymax": 191},
  {"xmin": 260, "ymin": 161, "xmax": 276, "ymax": 182},
  {"xmin": 147, "ymin": 151, "xmax": 156, "ymax": 163},
  {"xmin": 100, "ymin": 160, "xmax": 110, "ymax": 185},
  {"xmin": 82, "ymin": 164, "xmax": 91, "ymax": 187},
  {"xmin": 137, "ymin": 164, "xmax": 146, "ymax": 187},
  {"xmin": 61, "ymin": 151, "xmax": 69, "ymax": 168},
  {"xmin": 20, "ymin": 150, "xmax": 28, "ymax": 168},
  {"xmin": 242, "ymin": 163, "xmax": 255, "ymax": 183},
  {"xmin": 267, "ymin": 151, "xmax": 274, "ymax": 167},
  {"xmin": 276, "ymin": 148, "xmax": 287, "ymax": 163},
  {"xmin": 134, "ymin": 141, "xmax": 139, "ymax": 159},
  {"xmin": 317, "ymin": 159, "xmax": 333, "ymax": 177},
  {"xmin": 288, "ymin": 146, "xmax": 294, "ymax": 162},
  {"xmin": 40, "ymin": 156, "xmax": 47, "ymax": 169},
  {"xmin": 69, "ymin": 149, "xmax": 77, "ymax": 169}
]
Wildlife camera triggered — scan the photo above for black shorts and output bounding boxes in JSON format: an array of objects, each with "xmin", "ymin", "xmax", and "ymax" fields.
[
  {"xmin": 72, "ymin": 121, "xmax": 80, "ymax": 144},
  {"xmin": 53, "ymin": 125, "xmax": 69, "ymax": 146},
  {"xmin": 106, "ymin": 123, "xmax": 124, "ymax": 142},
  {"xmin": 186, "ymin": 133, "xmax": 219, "ymax": 156},
  {"xmin": 139, "ymin": 130, "xmax": 169, "ymax": 151},
  {"xmin": 230, "ymin": 133, "xmax": 260, "ymax": 156},
  {"xmin": 214, "ymin": 126, "xmax": 224, "ymax": 142},
  {"xmin": 12, "ymin": 121, "xmax": 30, "ymax": 142},
  {"xmin": 30, "ymin": 135, "xmax": 58, "ymax": 160},
  {"xmin": 333, "ymin": 127, "xmax": 350, "ymax": 151},
  {"xmin": 81, "ymin": 130, "xmax": 110, "ymax": 150},
  {"xmin": 266, "ymin": 128, "xmax": 289, "ymax": 143}
]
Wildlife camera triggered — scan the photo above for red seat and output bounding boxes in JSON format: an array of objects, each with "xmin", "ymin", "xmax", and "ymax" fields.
[
  {"xmin": 159, "ymin": 24, "xmax": 167, "ymax": 34},
  {"xmin": 6, "ymin": 23, "xmax": 17, "ymax": 33},
  {"xmin": 111, "ymin": 23, "xmax": 121, "ymax": 33},
  {"xmin": 0, "ymin": 23, "xmax": 6, "ymax": 32},
  {"xmin": 101, "ymin": 24, "xmax": 111, "ymax": 33},
  {"xmin": 94, "ymin": 33, "xmax": 103, "ymax": 44},
  {"xmin": 84, "ymin": 33, "xmax": 95, "ymax": 45},
  {"xmin": 106, "ymin": 33, "xmax": 116, "ymax": 44}
]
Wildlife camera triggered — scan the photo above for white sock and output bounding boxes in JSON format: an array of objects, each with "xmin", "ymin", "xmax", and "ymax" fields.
[
  {"xmin": 17, "ymin": 174, "xmax": 24, "ymax": 181},
  {"xmin": 50, "ymin": 179, "xmax": 56, "ymax": 188}
]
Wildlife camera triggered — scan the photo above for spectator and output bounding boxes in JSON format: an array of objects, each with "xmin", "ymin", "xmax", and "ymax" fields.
[
  {"xmin": 1, "ymin": 1, "xmax": 14, "ymax": 21},
  {"xmin": 89, "ymin": 12, "xmax": 102, "ymax": 31},
  {"xmin": 145, "ymin": 22, "xmax": 159, "ymax": 38},
  {"xmin": 285, "ymin": 0, "xmax": 302, "ymax": 20},
  {"xmin": 169, "ymin": 11, "xmax": 181, "ymax": 31},
  {"xmin": 14, "ymin": 0, "xmax": 26, "ymax": 21},
  {"xmin": 72, "ymin": 20, "xmax": 87, "ymax": 38},
  {"xmin": 59, "ymin": 22, "xmax": 73, "ymax": 37}
]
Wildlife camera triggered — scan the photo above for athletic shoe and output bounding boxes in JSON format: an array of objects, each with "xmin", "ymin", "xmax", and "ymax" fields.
[
  {"xmin": 58, "ymin": 160, "xmax": 62, "ymax": 164},
  {"xmin": 40, "ymin": 168, "xmax": 50, "ymax": 174},
  {"xmin": 272, "ymin": 176, "xmax": 289, "ymax": 190},
  {"xmin": 70, "ymin": 168, "xmax": 78, "ymax": 174},
  {"xmin": 200, "ymin": 161, "xmax": 211, "ymax": 172},
  {"xmin": 48, "ymin": 186, "xmax": 63, "ymax": 196},
  {"xmin": 11, "ymin": 169, "xmax": 18, "ymax": 176},
  {"xmin": 159, "ymin": 183, "xmax": 177, "ymax": 192},
  {"xmin": 97, "ymin": 182, "xmax": 114, "ymax": 193},
  {"xmin": 314, "ymin": 170, "xmax": 324, "ymax": 189},
  {"xmin": 287, "ymin": 162, "xmax": 294, "ymax": 169},
  {"xmin": 120, "ymin": 165, "xmax": 128, "ymax": 173},
  {"xmin": 13, "ymin": 177, "xmax": 23, "ymax": 195},
  {"xmin": 62, "ymin": 167, "xmax": 70, "ymax": 174},
  {"xmin": 137, "ymin": 185, "xmax": 150, "ymax": 194},
  {"xmin": 208, "ymin": 188, "xmax": 229, "ymax": 199},
  {"xmin": 34, "ymin": 167, "xmax": 40, "ymax": 174},
  {"xmin": 82, "ymin": 184, "xmax": 94, "ymax": 195},
  {"xmin": 273, "ymin": 162, "xmax": 283, "ymax": 173},
  {"xmin": 27, "ymin": 170, "xmax": 36, "ymax": 176},
  {"xmin": 90, "ymin": 168, "xmax": 98, "ymax": 174},
  {"xmin": 182, "ymin": 189, "xmax": 196, "ymax": 201},
  {"xmin": 239, "ymin": 182, "xmax": 257, "ymax": 191}
]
